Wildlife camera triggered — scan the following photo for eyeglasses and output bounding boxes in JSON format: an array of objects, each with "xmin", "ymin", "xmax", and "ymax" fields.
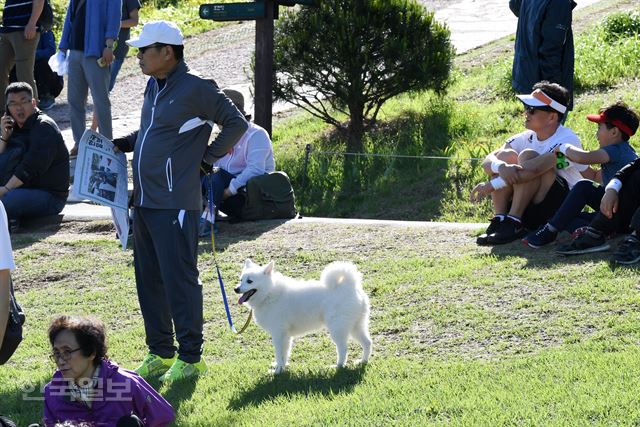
[
  {"xmin": 50, "ymin": 347, "xmax": 82, "ymax": 362},
  {"xmin": 138, "ymin": 43, "xmax": 167, "ymax": 54},
  {"xmin": 6, "ymin": 99, "xmax": 33, "ymax": 109},
  {"xmin": 525, "ymin": 105, "xmax": 555, "ymax": 115}
]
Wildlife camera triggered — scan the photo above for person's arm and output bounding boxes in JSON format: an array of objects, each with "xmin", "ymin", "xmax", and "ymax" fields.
[
  {"xmin": 132, "ymin": 377, "xmax": 175, "ymax": 427},
  {"xmin": 0, "ymin": 269, "xmax": 10, "ymax": 347},
  {"xmin": 512, "ymin": 151, "xmax": 557, "ymax": 183},
  {"xmin": 24, "ymin": 0, "xmax": 44, "ymax": 40},
  {"xmin": 0, "ymin": 176, "xmax": 25, "ymax": 198},
  {"xmin": 121, "ymin": 7, "xmax": 140, "ymax": 29},
  {"xmin": 538, "ymin": 1, "xmax": 572, "ymax": 84},
  {"xmin": 102, "ymin": 0, "xmax": 122, "ymax": 66},
  {"xmin": 112, "ymin": 130, "xmax": 139, "ymax": 153},
  {"xmin": 11, "ymin": 119, "xmax": 58, "ymax": 186},
  {"xmin": 555, "ymin": 144, "xmax": 610, "ymax": 165},
  {"xmin": 227, "ymin": 129, "xmax": 273, "ymax": 196},
  {"xmin": 202, "ymin": 87, "xmax": 249, "ymax": 165},
  {"xmin": 509, "ymin": 0, "xmax": 522, "ymax": 17}
]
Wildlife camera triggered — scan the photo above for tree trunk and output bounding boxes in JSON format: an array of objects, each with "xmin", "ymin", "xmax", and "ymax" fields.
[{"xmin": 341, "ymin": 105, "xmax": 365, "ymax": 199}]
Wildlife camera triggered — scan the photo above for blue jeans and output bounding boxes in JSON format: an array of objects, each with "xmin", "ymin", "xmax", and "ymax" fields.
[
  {"xmin": 202, "ymin": 169, "xmax": 235, "ymax": 212},
  {"xmin": 548, "ymin": 180, "xmax": 602, "ymax": 232},
  {"xmin": 1, "ymin": 188, "xmax": 66, "ymax": 221}
]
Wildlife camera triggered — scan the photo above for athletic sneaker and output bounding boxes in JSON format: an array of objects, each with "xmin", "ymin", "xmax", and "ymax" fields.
[
  {"xmin": 159, "ymin": 358, "xmax": 207, "ymax": 383},
  {"xmin": 523, "ymin": 224, "xmax": 557, "ymax": 248},
  {"xmin": 486, "ymin": 217, "xmax": 525, "ymax": 245},
  {"xmin": 134, "ymin": 353, "xmax": 176, "ymax": 379},
  {"xmin": 613, "ymin": 234, "xmax": 640, "ymax": 265},
  {"xmin": 555, "ymin": 229, "xmax": 610, "ymax": 255},
  {"xmin": 477, "ymin": 216, "xmax": 502, "ymax": 245}
]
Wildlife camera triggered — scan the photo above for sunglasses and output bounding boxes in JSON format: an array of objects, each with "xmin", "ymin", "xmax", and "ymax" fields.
[
  {"xmin": 525, "ymin": 105, "xmax": 555, "ymax": 114},
  {"xmin": 138, "ymin": 43, "xmax": 167, "ymax": 54}
]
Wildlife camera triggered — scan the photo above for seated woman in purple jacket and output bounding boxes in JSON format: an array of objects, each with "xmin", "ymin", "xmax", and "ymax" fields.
[{"xmin": 43, "ymin": 315, "xmax": 175, "ymax": 427}]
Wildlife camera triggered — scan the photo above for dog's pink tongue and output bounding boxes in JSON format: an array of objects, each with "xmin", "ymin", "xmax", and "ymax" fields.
[{"xmin": 238, "ymin": 293, "xmax": 248, "ymax": 305}]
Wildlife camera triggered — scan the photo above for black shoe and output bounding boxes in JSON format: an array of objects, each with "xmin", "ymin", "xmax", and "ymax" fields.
[
  {"xmin": 523, "ymin": 223, "xmax": 558, "ymax": 248},
  {"xmin": 486, "ymin": 217, "xmax": 525, "ymax": 245},
  {"xmin": 555, "ymin": 229, "xmax": 610, "ymax": 255},
  {"xmin": 613, "ymin": 234, "xmax": 640, "ymax": 265},
  {"xmin": 477, "ymin": 216, "xmax": 503, "ymax": 245}
]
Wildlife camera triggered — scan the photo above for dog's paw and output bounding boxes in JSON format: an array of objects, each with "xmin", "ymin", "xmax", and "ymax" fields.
[
  {"xmin": 354, "ymin": 358, "xmax": 369, "ymax": 365},
  {"xmin": 270, "ymin": 365, "xmax": 287, "ymax": 375}
]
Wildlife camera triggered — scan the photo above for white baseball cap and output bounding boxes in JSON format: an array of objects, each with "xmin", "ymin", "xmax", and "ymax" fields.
[{"xmin": 127, "ymin": 20, "xmax": 184, "ymax": 48}]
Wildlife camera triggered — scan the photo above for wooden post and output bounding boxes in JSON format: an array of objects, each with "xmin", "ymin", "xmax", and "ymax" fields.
[{"xmin": 254, "ymin": 0, "xmax": 274, "ymax": 136}]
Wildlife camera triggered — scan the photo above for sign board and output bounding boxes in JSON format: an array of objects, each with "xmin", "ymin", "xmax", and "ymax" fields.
[{"xmin": 200, "ymin": 2, "xmax": 266, "ymax": 21}]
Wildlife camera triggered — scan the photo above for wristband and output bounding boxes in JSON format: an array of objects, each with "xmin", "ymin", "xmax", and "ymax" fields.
[
  {"xmin": 490, "ymin": 177, "xmax": 507, "ymax": 190},
  {"xmin": 3, "ymin": 186, "xmax": 11, "ymax": 192},
  {"xmin": 490, "ymin": 161, "xmax": 504, "ymax": 174},
  {"xmin": 605, "ymin": 178, "xmax": 622, "ymax": 193},
  {"xmin": 558, "ymin": 144, "xmax": 569, "ymax": 155}
]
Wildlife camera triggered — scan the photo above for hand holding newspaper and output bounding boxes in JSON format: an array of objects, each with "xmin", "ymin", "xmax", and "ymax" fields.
[{"xmin": 72, "ymin": 129, "xmax": 130, "ymax": 249}]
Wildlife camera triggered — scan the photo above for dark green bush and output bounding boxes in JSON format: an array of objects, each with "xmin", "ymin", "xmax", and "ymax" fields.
[
  {"xmin": 273, "ymin": 0, "xmax": 454, "ymax": 153},
  {"xmin": 602, "ymin": 10, "xmax": 640, "ymax": 41}
]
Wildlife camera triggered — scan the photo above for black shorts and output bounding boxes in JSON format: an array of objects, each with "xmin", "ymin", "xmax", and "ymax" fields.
[{"xmin": 521, "ymin": 176, "xmax": 569, "ymax": 230}]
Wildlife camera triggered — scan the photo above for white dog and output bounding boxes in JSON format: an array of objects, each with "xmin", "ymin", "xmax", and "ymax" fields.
[{"xmin": 235, "ymin": 259, "xmax": 372, "ymax": 374}]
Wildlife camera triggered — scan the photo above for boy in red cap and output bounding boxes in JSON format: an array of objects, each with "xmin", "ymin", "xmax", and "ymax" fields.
[
  {"xmin": 524, "ymin": 101, "xmax": 638, "ymax": 248},
  {"xmin": 556, "ymin": 103, "xmax": 640, "ymax": 263}
]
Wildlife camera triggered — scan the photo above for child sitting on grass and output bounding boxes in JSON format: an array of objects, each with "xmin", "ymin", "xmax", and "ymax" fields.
[{"xmin": 523, "ymin": 102, "xmax": 639, "ymax": 248}]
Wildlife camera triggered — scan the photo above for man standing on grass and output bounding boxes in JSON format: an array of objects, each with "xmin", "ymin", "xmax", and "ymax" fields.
[
  {"xmin": 510, "ymin": 0, "xmax": 576, "ymax": 118},
  {"xmin": 111, "ymin": 21, "xmax": 247, "ymax": 383},
  {"xmin": 470, "ymin": 81, "xmax": 588, "ymax": 245}
]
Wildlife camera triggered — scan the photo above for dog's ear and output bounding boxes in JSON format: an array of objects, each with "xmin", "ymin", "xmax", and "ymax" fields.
[
  {"xmin": 263, "ymin": 261, "xmax": 275, "ymax": 275},
  {"xmin": 244, "ymin": 259, "xmax": 254, "ymax": 268}
]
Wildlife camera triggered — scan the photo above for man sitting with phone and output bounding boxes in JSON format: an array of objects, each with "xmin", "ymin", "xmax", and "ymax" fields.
[{"xmin": 0, "ymin": 82, "xmax": 69, "ymax": 232}]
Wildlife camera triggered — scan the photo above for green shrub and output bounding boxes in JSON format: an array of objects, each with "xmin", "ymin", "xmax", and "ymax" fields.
[
  {"xmin": 602, "ymin": 10, "xmax": 640, "ymax": 41},
  {"xmin": 273, "ymin": 0, "xmax": 454, "ymax": 153}
]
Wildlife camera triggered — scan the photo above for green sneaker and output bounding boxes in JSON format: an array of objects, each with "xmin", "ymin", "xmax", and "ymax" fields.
[
  {"xmin": 134, "ymin": 353, "xmax": 176, "ymax": 379},
  {"xmin": 159, "ymin": 358, "xmax": 207, "ymax": 383}
]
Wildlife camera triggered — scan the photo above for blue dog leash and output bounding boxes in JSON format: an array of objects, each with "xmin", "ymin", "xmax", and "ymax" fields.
[{"xmin": 203, "ymin": 173, "xmax": 252, "ymax": 334}]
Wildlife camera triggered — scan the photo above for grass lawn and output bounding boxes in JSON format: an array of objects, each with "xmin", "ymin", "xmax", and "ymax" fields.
[{"xmin": 1, "ymin": 220, "xmax": 640, "ymax": 425}]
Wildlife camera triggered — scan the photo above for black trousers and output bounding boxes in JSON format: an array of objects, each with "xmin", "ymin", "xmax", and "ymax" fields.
[
  {"xmin": 590, "ymin": 169, "xmax": 640, "ymax": 235},
  {"xmin": 133, "ymin": 207, "xmax": 203, "ymax": 363}
]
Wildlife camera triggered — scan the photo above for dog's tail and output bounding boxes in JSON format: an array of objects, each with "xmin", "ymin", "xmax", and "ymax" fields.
[{"xmin": 321, "ymin": 261, "xmax": 363, "ymax": 290}]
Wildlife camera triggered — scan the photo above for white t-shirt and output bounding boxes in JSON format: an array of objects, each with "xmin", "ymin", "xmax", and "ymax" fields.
[
  {"xmin": 214, "ymin": 122, "xmax": 276, "ymax": 195},
  {"xmin": 506, "ymin": 125, "xmax": 587, "ymax": 189},
  {"xmin": 0, "ymin": 201, "xmax": 15, "ymax": 272}
]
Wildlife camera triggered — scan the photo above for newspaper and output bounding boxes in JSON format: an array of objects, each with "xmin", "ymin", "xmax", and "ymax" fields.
[{"xmin": 72, "ymin": 129, "xmax": 130, "ymax": 249}]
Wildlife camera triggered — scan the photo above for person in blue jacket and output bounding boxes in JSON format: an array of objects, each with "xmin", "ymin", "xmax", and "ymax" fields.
[
  {"xmin": 59, "ymin": 0, "xmax": 120, "ymax": 157},
  {"xmin": 509, "ymin": 0, "xmax": 576, "ymax": 115}
]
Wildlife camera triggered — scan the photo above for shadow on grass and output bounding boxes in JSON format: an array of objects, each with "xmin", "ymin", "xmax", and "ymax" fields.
[
  {"xmin": 228, "ymin": 364, "xmax": 368, "ymax": 410},
  {"xmin": 486, "ymin": 235, "xmax": 632, "ymax": 270},
  {"xmin": 149, "ymin": 376, "xmax": 198, "ymax": 414}
]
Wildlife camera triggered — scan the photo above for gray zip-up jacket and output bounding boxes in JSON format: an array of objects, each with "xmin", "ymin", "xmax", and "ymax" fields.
[{"xmin": 122, "ymin": 61, "xmax": 248, "ymax": 210}]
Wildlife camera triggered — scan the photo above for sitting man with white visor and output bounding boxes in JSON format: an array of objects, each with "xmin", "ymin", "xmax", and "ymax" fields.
[{"xmin": 470, "ymin": 81, "xmax": 590, "ymax": 245}]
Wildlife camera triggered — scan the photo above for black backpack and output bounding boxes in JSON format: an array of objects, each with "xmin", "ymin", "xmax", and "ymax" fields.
[
  {"xmin": 0, "ymin": 277, "xmax": 25, "ymax": 365},
  {"xmin": 239, "ymin": 172, "xmax": 297, "ymax": 220}
]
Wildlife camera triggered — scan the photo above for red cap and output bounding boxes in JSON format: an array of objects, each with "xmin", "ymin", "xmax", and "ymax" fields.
[{"xmin": 587, "ymin": 112, "xmax": 636, "ymax": 137}]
